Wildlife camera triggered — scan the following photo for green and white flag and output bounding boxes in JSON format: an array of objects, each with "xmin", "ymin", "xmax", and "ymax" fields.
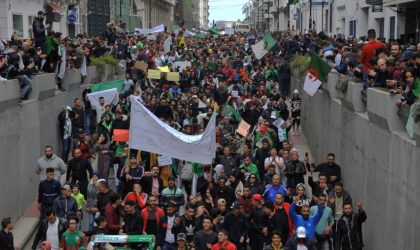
[
  {"xmin": 251, "ymin": 33, "xmax": 277, "ymax": 60},
  {"xmin": 303, "ymin": 54, "xmax": 332, "ymax": 96}
]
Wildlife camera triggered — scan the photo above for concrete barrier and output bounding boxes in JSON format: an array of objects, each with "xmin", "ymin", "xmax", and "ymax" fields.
[
  {"xmin": 341, "ymin": 81, "xmax": 366, "ymax": 113},
  {"xmin": 62, "ymin": 69, "xmax": 81, "ymax": 91},
  {"xmin": 29, "ymin": 73, "xmax": 56, "ymax": 100},
  {"xmin": 322, "ymin": 71, "xmax": 340, "ymax": 99},
  {"xmin": 298, "ymin": 72, "xmax": 420, "ymax": 250},
  {"xmin": 367, "ymin": 88, "xmax": 405, "ymax": 132},
  {"xmin": 105, "ymin": 64, "xmax": 116, "ymax": 81},
  {"xmin": 0, "ymin": 79, "xmax": 20, "ymax": 110},
  {"xmin": 414, "ymin": 123, "xmax": 420, "ymax": 145},
  {"xmin": 85, "ymin": 66, "xmax": 99, "ymax": 84}
]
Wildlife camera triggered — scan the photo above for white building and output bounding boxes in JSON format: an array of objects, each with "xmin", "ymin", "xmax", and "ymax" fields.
[
  {"xmin": 287, "ymin": 0, "xmax": 405, "ymax": 41},
  {"xmin": 0, "ymin": 0, "xmax": 84, "ymax": 40}
]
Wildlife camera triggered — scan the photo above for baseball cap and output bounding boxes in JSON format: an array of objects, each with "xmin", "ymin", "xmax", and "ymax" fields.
[
  {"xmin": 38, "ymin": 10, "xmax": 45, "ymax": 15},
  {"xmin": 231, "ymin": 201, "xmax": 242, "ymax": 209},
  {"xmin": 296, "ymin": 226, "xmax": 306, "ymax": 238},
  {"xmin": 177, "ymin": 233, "xmax": 187, "ymax": 241},
  {"xmin": 252, "ymin": 194, "xmax": 264, "ymax": 204},
  {"xmin": 260, "ymin": 125, "xmax": 268, "ymax": 132},
  {"xmin": 62, "ymin": 184, "xmax": 71, "ymax": 190}
]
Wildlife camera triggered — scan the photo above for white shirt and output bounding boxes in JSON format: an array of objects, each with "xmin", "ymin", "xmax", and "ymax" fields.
[
  {"xmin": 165, "ymin": 215, "xmax": 175, "ymax": 243},
  {"xmin": 264, "ymin": 156, "xmax": 284, "ymax": 175},
  {"xmin": 297, "ymin": 244, "xmax": 308, "ymax": 250},
  {"xmin": 46, "ymin": 218, "xmax": 60, "ymax": 250}
]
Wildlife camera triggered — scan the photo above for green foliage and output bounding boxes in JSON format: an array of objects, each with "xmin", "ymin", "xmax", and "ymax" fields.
[
  {"xmin": 102, "ymin": 55, "xmax": 118, "ymax": 66},
  {"xmin": 91, "ymin": 55, "xmax": 118, "ymax": 69},
  {"xmin": 90, "ymin": 56, "xmax": 107, "ymax": 71}
]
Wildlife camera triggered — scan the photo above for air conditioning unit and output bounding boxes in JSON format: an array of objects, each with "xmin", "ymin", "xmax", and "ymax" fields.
[{"xmin": 53, "ymin": 12, "xmax": 61, "ymax": 22}]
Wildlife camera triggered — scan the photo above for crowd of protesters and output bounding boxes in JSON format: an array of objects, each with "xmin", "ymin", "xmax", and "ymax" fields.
[{"xmin": 21, "ymin": 8, "xmax": 420, "ymax": 250}]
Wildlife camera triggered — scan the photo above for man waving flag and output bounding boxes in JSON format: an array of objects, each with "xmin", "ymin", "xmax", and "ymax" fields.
[{"xmin": 303, "ymin": 54, "xmax": 332, "ymax": 96}]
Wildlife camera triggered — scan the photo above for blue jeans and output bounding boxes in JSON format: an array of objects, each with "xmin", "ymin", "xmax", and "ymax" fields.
[
  {"xmin": 163, "ymin": 242, "xmax": 177, "ymax": 250},
  {"xmin": 16, "ymin": 75, "xmax": 32, "ymax": 99},
  {"xmin": 62, "ymin": 137, "xmax": 71, "ymax": 163},
  {"xmin": 88, "ymin": 212, "xmax": 96, "ymax": 233}
]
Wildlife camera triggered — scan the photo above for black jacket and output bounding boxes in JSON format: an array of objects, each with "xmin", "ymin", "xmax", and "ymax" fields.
[
  {"xmin": 32, "ymin": 17, "xmax": 46, "ymax": 44},
  {"xmin": 249, "ymin": 206, "xmax": 267, "ymax": 235},
  {"xmin": 285, "ymin": 160, "xmax": 306, "ymax": 190},
  {"xmin": 171, "ymin": 215, "xmax": 196, "ymax": 242},
  {"xmin": 334, "ymin": 210, "xmax": 367, "ymax": 250},
  {"xmin": 123, "ymin": 211, "xmax": 143, "ymax": 235},
  {"xmin": 222, "ymin": 212, "xmax": 249, "ymax": 245},
  {"xmin": 31, "ymin": 218, "xmax": 67, "ymax": 249},
  {"xmin": 271, "ymin": 209, "xmax": 289, "ymax": 245},
  {"xmin": 38, "ymin": 179, "xmax": 61, "ymax": 207},
  {"xmin": 66, "ymin": 157, "xmax": 93, "ymax": 181}
]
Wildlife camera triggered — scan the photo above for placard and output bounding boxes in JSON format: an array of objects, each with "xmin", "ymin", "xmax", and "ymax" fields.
[
  {"xmin": 134, "ymin": 61, "xmax": 148, "ymax": 72},
  {"xmin": 236, "ymin": 119, "xmax": 251, "ymax": 137},
  {"xmin": 113, "ymin": 129, "xmax": 129, "ymax": 142},
  {"xmin": 167, "ymin": 72, "xmax": 180, "ymax": 81},
  {"xmin": 147, "ymin": 69, "xmax": 161, "ymax": 79},
  {"xmin": 158, "ymin": 155, "xmax": 173, "ymax": 167}
]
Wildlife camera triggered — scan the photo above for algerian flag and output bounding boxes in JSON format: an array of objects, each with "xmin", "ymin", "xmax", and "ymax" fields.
[
  {"xmin": 303, "ymin": 54, "xmax": 332, "ymax": 96},
  {"xmin": 209, "ymin": 28, "xmax": 219, "ymax": 35},
  {"xmin": 251, "ymin": 33, "xmax": 277, "ymax": 60},
  {"xmin": 91, "ymin": 80, "xmax": 124, "ymax": 93}
]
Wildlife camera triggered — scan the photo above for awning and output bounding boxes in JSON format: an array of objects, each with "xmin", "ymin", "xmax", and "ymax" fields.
[{"xmin": 47, "ymin": 3, "xmax": 64, "ymax": 13}]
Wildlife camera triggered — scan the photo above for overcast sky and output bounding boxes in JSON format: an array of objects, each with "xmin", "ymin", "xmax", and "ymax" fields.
[{"xmin": 208, "ymin": 0, "xmax": 246, "ymax": 23}]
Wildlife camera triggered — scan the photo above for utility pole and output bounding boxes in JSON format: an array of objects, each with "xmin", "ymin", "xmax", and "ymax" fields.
[
  {"xmin": 119, "ymin": 0, "xmax": 122, "ymax": 21},
  {"xmin": 309, "ymin": 0, "xmax": 312, "ymax": 31},
  {"xmin": 267, "ymin": 1, "xmax": 269, "ymax": 31},
  {"xmin": 277, "ymin": 0, "xmax": 280, "ymax": 31},
  {"xmin": 321, "ymin": 0, "xmax": 325, "ymax": 32},
  {"xmin": 148, "ymin": 0, "xmax": 152, "ymax": 28}
]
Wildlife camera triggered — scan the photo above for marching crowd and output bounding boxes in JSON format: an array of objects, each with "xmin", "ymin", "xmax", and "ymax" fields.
[{"xmin": 20, "ymin": 8, "xmax": 420, "ymax": 250}]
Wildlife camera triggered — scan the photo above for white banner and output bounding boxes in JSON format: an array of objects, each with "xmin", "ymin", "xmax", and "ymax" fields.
[
  {"xmin": 135, "ymin": 24, "xmax": 165, "ymax": 36},
  {"xmin": 129, "ymin": 100, "xmax": 216, "ymax": 164},
  {"xmin": 172, "ymin": 61, "xmax": 192, "ymax": 71}
]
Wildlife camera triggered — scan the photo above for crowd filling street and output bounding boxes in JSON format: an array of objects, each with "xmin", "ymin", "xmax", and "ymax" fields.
[{"xmin": 8, "ymin": 7, "xmax": 420, "ymax": 250}]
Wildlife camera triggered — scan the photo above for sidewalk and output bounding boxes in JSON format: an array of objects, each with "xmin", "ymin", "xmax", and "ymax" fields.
[{"xmin": 13, "ymin": 199, "xmax": 39, "ymax": 250}]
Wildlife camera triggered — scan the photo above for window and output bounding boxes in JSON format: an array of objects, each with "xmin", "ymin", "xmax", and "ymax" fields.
[
  {"xmin": 349, "ymin": 20, "xmax": 356, "ymax": 37},
  {"xmin": 389, "ymin": 16, "xmax": 395, "ymax": 40},
  {"xmin": 13, "ymin": 14, "xmax": 23, "ymax": 37},
  {"xmin": 28, "ymin": 16, "xmax": 35, "ymax": 38}
]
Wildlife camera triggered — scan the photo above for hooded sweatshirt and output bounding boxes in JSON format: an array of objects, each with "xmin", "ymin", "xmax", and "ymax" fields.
[{"xmin": 36, "ymin": 154, "xmax": 67, "ymax": 181}]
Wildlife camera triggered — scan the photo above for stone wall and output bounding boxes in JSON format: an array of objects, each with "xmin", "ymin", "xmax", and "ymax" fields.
[
  {"xmin": 293, "ymin": 72, "xmax": 420, "ymax": 249},
  {"xmin": 0, "ymin": 65, "xmax": 120, "ymax": 219}
]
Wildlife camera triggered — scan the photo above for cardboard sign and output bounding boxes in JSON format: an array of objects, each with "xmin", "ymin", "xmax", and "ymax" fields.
[
  {"xmin": 134, "ymin": 61, "xmax": 148, "ymax": 72},
  {"xmin": 172, "ymin": 61, "xmax": 192, "ymax": 71},
  {"xmin": 158, "ymin": 155, "xmax": 173, "ymax": 167},
  {"xmin": 147, "ymin": 69, "xmax": 161, "ymax": 79},
  {"xmin": 158, "ymin": 66, "xmax": 170, "ymax": 73},
  {"xmin": 236, "ymin": 119, "xmax": 251, "ymax": 137},
  {"xmin": 167, "ymin": 72, "xmax": 180, "ymax": 81},
  {"xmin": 231, "ymin": 90, "xmax": 239, "ymax": 98},
  {"xmin": 113, "ymin": 129, "xmax": 129, "ymax": 142}
]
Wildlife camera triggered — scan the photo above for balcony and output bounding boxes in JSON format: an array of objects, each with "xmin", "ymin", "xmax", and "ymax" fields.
[
  {"xmin": 383, "ymin": 0, "xmax": 420, "ymax": 7},
  {"xmin": 365, "ymin": 0, "xmax": 382, "ymax": 4}
]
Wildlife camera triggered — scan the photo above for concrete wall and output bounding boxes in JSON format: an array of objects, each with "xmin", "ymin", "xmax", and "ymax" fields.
[
  {"xmin": 0, "ymin": 66, "xmax": 104, "ymax": 220},
  {"xmin": 292, "ymin": 72, "xmax": 420, "ymax": 249}
]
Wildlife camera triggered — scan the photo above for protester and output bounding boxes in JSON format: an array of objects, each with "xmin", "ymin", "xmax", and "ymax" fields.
[
  {"xmin": 37, "ymin": 167, "xmax": 61, "ymax": 219},
  {"xmin": 0, "ymin": 217, "xmax": 14, "ymax": 250},
  {"xmin": 32, "ymin": 209, "xmax": 67, "ymax": 250}
]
